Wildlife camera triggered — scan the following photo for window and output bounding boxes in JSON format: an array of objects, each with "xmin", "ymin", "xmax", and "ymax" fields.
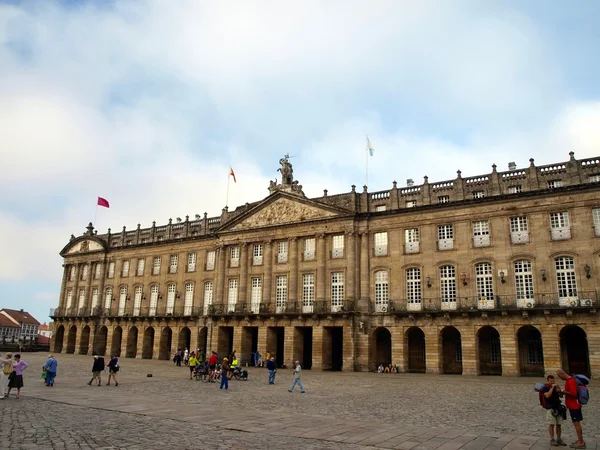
[
  {"xmin": 108, "ymin": 262, "xmax": 115, "ymax": 278},
  {"xmin": 490, "ymin": 334, "xmax": 502, "ymax": 363},
  {"xmin": 302, "ymin": 273, "xmax": 315, "ymax": 313},
  {"xmin": 81, "ymin": 264, "xmax": 88, "ymax": 281},
  {"xmin": 331, "ymin": 272, "xmax": 344, "ymax": 312},
  {"xmin": 550, "ymin": 211, "xmax": 571, "ymax": 240},
  {"xmin": 121, "ymin": 260, "xmax": 130, "ymax": 277},
  {"xmin": 251, "ymin": 278, "xmax": 262, "ymax": 313},
  {"xmin": 514, "ymin": 260, "xmax": 534, "ymax": 306},
  {"xmin": 104, "ymin": 287, "xmax": 113, "ymax": 311},
  {"xmin": 593, "ymin": 208, "xmax": 600, "ymax": 237},
  {"xmin": 166, "ymin": 284, "xmax": 176, "ymax": 314},
  {"xmin": 184, "ymin": 283, "xmax": 194, "ymax": 315},
  {"xmin": 275, "ymin": 275, "xmax": 287, "ymax": 312},
  {"xmin": 206, "ymin": 250, "xmax": 216, "ymax": 270},
  {"xmin": 405, "ymin": 228, "xmax": 420, "ymax": 254},
  {"xmin": 438, "ymin": 225, "xmax": 454, "ymax": 250},
  {"xmin": 374, "ymin": 232, "xmax": 388, "ymax": 256},
  {"xmin": 374, "ymin": 271, "xmax": 389, "ymax": 312},
  {"xmin": 69, "ymin": 265, "xmax": 76, "ymax": 281},
  {"xmin": 556, "ymin": 256, "xmax": 577, "ymax": 304},
  {"xmin": 473, "ymin": 220, "xmax": 490, "ymax": 247},
  {"xmin": 78, "ymin": 288, "xmax": 85, "ymax": 310},
  {"xmin": 475, "ymin": 263, "xmax": 494, "ymax": 307},
  {"xmin": 253, "ymin": 244, "xmax": 263, "ymax": 265},
  {"xmin": 169, "ymin": 255, "xmax": 178, "ymax": 274},
  {"xmin": 472, "ymin": 191, "xmax": 485, "ymax": 199},
  {"xmin": 589, "ymin": 174, "xmax": 600, "ymax": 183},
  {"xmin": 277, "ymin": 241, "xmax": 288, "ymax": 263},
  {"xmin": 203, "ymin": 282, "xmax": 213, "ymax": 315},
  {"xmin": 548, "ymin": 180, "xmax": 563, "ymax": 189},
  {"xmin": 118, "ymin": 286, "xmax": 127, "ymax": 315},
  {"xmin": 141, "ymin": 238, "xmax": 148, "ymax": 244},
  {"xmin": 136, "ymin": 258, "xmax": 145, "ymax": 276},
  {"xmin": 227, "ymin": 279, "xmax": 238, "ymax": 311},
  {"xmin": 150, "ymin": 285, "xmax": 158, "ymax": 315},
  {"xmin": 91, "ymin": 288, "xmax": 99, "ymax": 310},
  {"xmin": 406, "ymin": 200, "xmax": 417, "ymax": 208},
  {"xmin": 230, "ymin": 247, "xmax": 240, "ymax": 267},
  {"xmin": 508, "ymin": 185, "xmax": 522, "ymax": 194},
  {"xmin": 133, "ymin": 286, "xmax": 142, "ymax": 316},
  {"xmin": 304, "ymin": 238, "xmax": 315, "ymax": 261},
  {"xmin": 438, "ymin": 195, "xmax": 450, "ymax": 204},
  {"xmin": 440, "ymin": 265, "xmax": 456, "ymax": 309},
  {"xmin": 94, "ymin": 264, "xmax": 101, "ymax": 280},
  {"xmin": 375, "ymin": 205, "xmax": 387, "ymax": 212},
  {"xmin": 66, "ymin": 290, "xmax": 73, "ymax": 309},
  {"xmin": 152, "ymin": 256, "xmax": 161, "ymax": 275},
  {"xmin": 187, "ymin": 253, "xmax": 196, "ymax": 272},
  {"xmin": 406, "ymin": 268, "xmax": 421, "ymax": 310},
  {"xmin": 527, "ymin": 336, "xmax": 544, "ymax": 365},
  {"xmin": 510, "ymin": 216, "xmax": 529, "ymax": 244},
  {"xmin": 332, "ymin": 235, "xmax": 344, "ymax": 258}
]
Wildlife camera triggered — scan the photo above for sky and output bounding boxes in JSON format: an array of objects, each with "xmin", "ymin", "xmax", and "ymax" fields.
[{"xmin": 1, "ymin": 0, "xmax": 599, "ymax": 325}]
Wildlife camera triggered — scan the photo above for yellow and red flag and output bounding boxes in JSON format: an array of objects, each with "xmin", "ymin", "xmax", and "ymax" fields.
[{"xmin": 229, "ymin": 167, "xmax": 237, "ymax": 183}]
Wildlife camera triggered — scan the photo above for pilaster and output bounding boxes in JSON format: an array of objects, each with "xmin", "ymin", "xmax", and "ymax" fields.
[
  {"xmin": 232, "ymin": 326, "xmax": 242, "ymax": 359},
  {"xmin": 136, "ymin": 325, "xmax": 145, "ymax": 358},
  {"xmin": 346, "ymin": 231, "xmax": 356, "ymax": 302},
  {"xmin": 239, "ymin": 243, "xmax": 248, "ymax": 303},
  {"xmin": 342, "ymin": 325, "xmax": 354, "ymax": 372},
  {"xmin": 391, "ymin": 325, "xmax": 405, "ymax": 373},
  {"xmin": 312, "ymin": 325, "xmax": 323, "ymax": 370},
  {"xmin": 587, "ymin": 322, "xmax": 600, "ymax": 378},
  {"xmin": 424, "ymin": 324, "xmax": 440, "ymax": 374},
  {"xmin": 459, "ymin": 324, "xmax": 477, "ymax": 375},
  {"xmin": 262, "ymin": 241, "xmax": 273, "ymax": 304},
  {"xmin": 58, "ymin": 265, "xmax": 68, "ymax": 309},
  {"xmin": 215, "ymin": 245, "xmax": 226, "ymax": 306},
  {"xmin": 358, "ymin": 231, "xmax": 370, "ymax": 311},
  {"xmin": 540, "ymin": 322, "xmax": 561, "ymax": 375},
  {"xmin": 105, "ymin": 326, "xmax": 114, "ymax": 357},
  {"xmin": 289, "ymin": 238, "xmax": 298, "ymax": 304},
  {"xmin": 85, "ymin": 262, "xmax": 93, "ymax": 313},
  {"xmin": 498, "ymin": 324, "xmax": 518, "ymax": 376},
  {"xmin": 316, "ymin": 234, "xmax": 326, "ymax": 302},
  {"xmin": 257, "ymin": 326, "xmax": 267, "ymax": 361},
  {"xmin": 284, "ymin": 325, "xmax": 294, "ymax": 367},
  {"xmin": 120, "ymin": 326, "xmax": 129, "ymax": 357}
]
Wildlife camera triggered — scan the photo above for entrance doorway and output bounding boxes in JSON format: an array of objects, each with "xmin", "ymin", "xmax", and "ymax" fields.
[
  {"xmin": 241, "ymin": 327, "xmax": 258, "ymax": 366},
  {"xmin": 267, "ymin": 327, "xmax": 285, "ymax": 367},
  {"xmin": 178, "ymin": 327, "xmax": 191, "ymax": 352},
  {"xmin": 53, "ymin": 325, "xmax": 65, "ymax": 353},
  {"xmin": 95, "ymin": 326, "xmax": 108, "ymax": 355},
  {"xmin": 159, "ymin": 327, "xmax": 172, "ymax": 360},
  {"xmin": 478, "ymin": 326, "xmax": 502, "ymax": 375},
  {"xmin": 372, "ymin": 327, "xmax": 392, "ymax": 370},
  {"xmin": 323, "ymin": 326, "xmax": 343, "ymax": 371},
  {"xmin": 126, "ymin": 326, "xmax": 138, "ymax": 358},
  {"xmin": 66, "ymin": 326, "xmax": 77, "ymax": 354},
  {"xmin": 517, "ymin": 325, "xmax": 544, "ymax": 377},
  {"xmin": 111, "ymin": 326, "xmax": 123, "ymax": 357},
  {"xmin": 406, "ymin": 327, "xmax": 426, "ymax": 373},
  {"xmin": 198, "ymin": 327, "xmax": 208, "ymax": 358},
  {"xmin": 293, "ymin": 327, "xmax": 313, "ymax": 369},
  {"xmin": 218, "ymin": 326, "xmax": 234, "ymax": 359},
  {"xmin": 142, "ymin": 327, "xmax": 155, "ymax": 359},
  {"xmin": 79, "ymin": 326, "xmax": 91, "ymax": 355},
  {"xmin": 441, "ymin": 326, "xmax": 462, "ymax": 374},
  {"xmin": 560, "ymin": 325, "xmax": 590, "ymax": 377}
]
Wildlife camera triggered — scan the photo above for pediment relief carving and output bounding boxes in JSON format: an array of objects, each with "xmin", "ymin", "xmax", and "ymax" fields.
[{"xmin": 64, "ymin": 239, "xmax": 104, "ymax": 255}]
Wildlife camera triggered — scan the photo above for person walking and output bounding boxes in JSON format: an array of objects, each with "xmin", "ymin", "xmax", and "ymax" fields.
[
  {"xmin": 188, "ymin": 352, "xmax": 198, "ymax": 380},
  {"xmin": 288, "ymin": 360, "xmax": 305, "ymax": 393},
  {"xmin": 0, "ymin": 353, "xmax": 13, "ymax": 399},
  {"xmin": 43, "ymin": 354, "xmax": 58, "ymax": 387},
  {"xmin": 106, "ymin": 355, "xmax": 120, "ymax": 386},
  {"xmin": 6, "ymin": 354, "xmax": 28, "ymax": 399},
  {"xmin": 220, "ymin": 358, "xmax": 229, "ymax": 390},
  {"xmin": 267, "ymin": 357, "xmax": 276, "ymax": 385},
  {"xmin": 88, "ymin": 355, "xmax": 105, "ymax": 386},
  {"xmin": 557, "ymin": 369, "xmax": 586, "ymax": 449}
]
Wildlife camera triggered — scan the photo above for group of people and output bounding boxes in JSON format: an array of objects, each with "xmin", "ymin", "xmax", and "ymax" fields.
[
  {"xmin": 377, "ymin": 363, "xmax": 398, "ymax": 373},
  {"xmin": 87, "ymin": 354, "xmax": 120, "ymax": 386},
  {"xmin": 0, "ymin": 353, "xmax": 29, "ymax": 399}
]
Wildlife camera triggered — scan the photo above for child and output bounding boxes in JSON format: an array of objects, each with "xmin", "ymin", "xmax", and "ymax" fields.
[{"xmin": 541, "ymin": 375, "xmax": 567, "ymax": 447}]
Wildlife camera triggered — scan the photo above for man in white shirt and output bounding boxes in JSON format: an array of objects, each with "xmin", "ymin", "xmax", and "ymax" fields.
[{"xmin": 288, "ymin": 360, "xmax": 305, "ymax": 393}]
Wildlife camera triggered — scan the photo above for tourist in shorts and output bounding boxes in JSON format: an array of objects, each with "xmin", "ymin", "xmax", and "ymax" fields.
[
  {"xmin": 106, "ymin": 356, "xmax": 120, "ymax": 386},
  {"xmin": 188, "ymin": 352, "xmax": 198, "ymax": 380},
  {"xmin": 557, "ymin": 369, "xmax": 585, "ymax": 449},
  {"xmin": 88, "ymin": 355, "xmax": 105, "ymax": 386},
  {"xmin": 541, "ymin": 375, "xmax": 567, "ymax": 446}
]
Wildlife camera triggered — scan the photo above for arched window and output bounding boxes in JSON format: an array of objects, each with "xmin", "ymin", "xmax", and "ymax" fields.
[
  {"xmin": 133, "ymin": 286, "xmax": 142, "ymax": 316},
  {"xmin": 555, "ymin": 256, "xmax": 577, "ymax": 305},
  {"xmin": 149, "ymin": 285, "xmax": 159, "ymax": 315},
  {"xmin": 514, "ymin": 260, "xmax": 534, "ymax": 307},
  {"xmin": 374, "ymin": 270, "xmax": 389, "ymax": 312},
  {"xmin": 475, "ymin": 262, "xmax": 494, "ymax": 308},
  {"xmin": 203, "ymin": 281, "xmax": 213, "ymax": 315},
  {"xmin": 406, "ymin": 268, "xmax": 421, "ymax": 311},
  {"xmin": 440, "ymin": 265, "xmax": 456, "ymax": 310},
  {"xmin": 166, "ymin": 284, "xmax": 176, "ymax": 314},
  {"xmin": 184, "ymin": 283, "xmax": 194, "ymax": 315}
]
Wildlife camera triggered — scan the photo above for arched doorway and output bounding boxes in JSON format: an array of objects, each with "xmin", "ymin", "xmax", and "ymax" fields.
[
  {"xmin": 178, "ymin": 327, "xmax": 191, "ymax": 352},
  {"xmin": 371, "ymin": 327, "xmax": 392, "ymax": 370},
  {"xmin": 53, "ymin": 325, "xmax": 65, "ymax": 353},
  {"xmin": 126, "ymin": 326, "xmax": 138, "ymax": 358},
  {"xmin": 406, "ymin": 327, "xmax": 426, "ymax": 373},
  {"xmin": 79, "ymin": 326, "xmax": 91, "ymax": 355},
  {"xmin": 198, "ymin": 327, "xmax": 208, "ymax": 359},
  {"xmin": 95, "ymin": 326, "xmax": 108, "ymax": 356},
  {"xmin": 478, "ymin": 326, "xmax": 502, "ymax": 376},
  {"xmin": 441, "ymin": 326, "xmax": 462, "ymax": 374},
  {"xmin": 517, "ymin": 325, "xmax": 544, "ymax": 377},
  {"xmin": 66, "ymin": 326, "xmax": 77, "ymax": 354},
  {"xmin": 142, "ymin": 327, "xmax": 155, "ymax": 359},
  {"xmin": 159, "ymin": 327, "xmax": 172, "ymax": 360},
  {"xmin": 560, "ymin": 326, "xmax": 590, "ymax": 377},
  {"xmin": 111, "ymin": 326, "xmax": 123, "ymax": 357}
]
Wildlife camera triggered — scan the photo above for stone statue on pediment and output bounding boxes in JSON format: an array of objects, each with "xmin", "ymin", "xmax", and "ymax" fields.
[
  {"xmin": 268, "ymin": 155, "xmax": 304, "ymax": 197},
  {"xmin": 277, "ymin": 155, "xmax": 294, "ymax": 185}
]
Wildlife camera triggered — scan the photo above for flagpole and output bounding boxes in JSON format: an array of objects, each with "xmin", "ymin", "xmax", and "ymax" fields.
[
  {"xmin": 365, "ymin": 135, "xmax": 369, "ymax": 188},
  {"xmin": 93, "ymin": 204, "xmax": 98, "ymax": 229},
  {"xmin": 226, "ymin": 172, "xmax": 231, "ymax": 209}
]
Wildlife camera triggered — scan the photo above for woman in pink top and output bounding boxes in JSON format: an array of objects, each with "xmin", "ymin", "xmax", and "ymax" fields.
[{"xmin": 7, "ymin": 354, "xmax": 28, "ymax": 399}]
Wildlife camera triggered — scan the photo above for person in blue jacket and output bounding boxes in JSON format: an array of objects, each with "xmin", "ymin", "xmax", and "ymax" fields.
[{"xmin": 43, "ymin": 354, "xmax": 58, "ymax": 387}]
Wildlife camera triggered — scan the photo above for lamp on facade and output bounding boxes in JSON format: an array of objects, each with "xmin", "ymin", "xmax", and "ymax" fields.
[
  {"xmin": 460, "ymin": 272, "xmax": 468, "ymax": 286},
  {"xmin": 541, "ymin": 268, "xmax": 547, "ymax": 281},
  {"xmin": 426, "ymin": 276, "xmax": 431, "ymax": 288},
  {"xmin": 176, "ymin": 291, "xmax": 181, "ymax": 299},
  {"xmin": 499, "ymin": 270, "xmax": 506, "ymax": 284},
  {"xmin": 584, "ymin": 264, "xmax": 591, "ymax": 279}
]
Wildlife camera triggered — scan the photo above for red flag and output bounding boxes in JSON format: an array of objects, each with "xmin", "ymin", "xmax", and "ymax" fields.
[
  {"xmin": 97, "ymin": 197, "xmax": 110, "ymax": 208},
  {"xmin": 229, "ymin": 167, "xmax": 237, "ymax": 183}
]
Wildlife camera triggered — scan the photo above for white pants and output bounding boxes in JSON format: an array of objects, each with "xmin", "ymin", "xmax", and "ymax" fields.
[{"xmin": 0, "ymin": 373, "xmax": 9, "ymax": 397}]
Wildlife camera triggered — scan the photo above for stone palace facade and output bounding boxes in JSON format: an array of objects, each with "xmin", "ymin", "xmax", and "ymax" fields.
[{"xmin": 51, "ymin": 152, "xmax": 600, "ymax": 376}]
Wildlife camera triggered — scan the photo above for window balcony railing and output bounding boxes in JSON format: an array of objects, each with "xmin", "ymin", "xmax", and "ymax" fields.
[
  {"xmin": 551, "ymin": 227, "xmax": 571, "ymax": 241},
  {"xmin": 405, "ymin": 242, "xmax": 420, "ymax": 254},
  {"xmin": 206, "ymin": 301, "xmax": 355, "ymax": 316},
  {"xmin": 277, "ymin": 253, "xmax": 288, "ymax": 263},
  {"xmin": 437, "ymin": 239, "xmax": 454, "ymax": 250},
  {"xmin": 230, "ymin": 258, "xmax": 239, "ymax": 268},
  {"xmin": 511, "ymin": 231, "xmax": 529, "ymax": 244},
  {"xmin": 473, "ymin": 235, "xmax": 490, "ymax": 247}
]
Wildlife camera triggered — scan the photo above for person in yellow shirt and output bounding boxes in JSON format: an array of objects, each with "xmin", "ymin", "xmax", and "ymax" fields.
[{"xmin": 188, "ymin": 352, "xmax": 198, "ymax": 380}]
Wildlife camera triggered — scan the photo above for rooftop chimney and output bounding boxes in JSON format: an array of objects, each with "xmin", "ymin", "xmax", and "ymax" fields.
[
  {"xmin": 406, "ymin": 179, "xmax": 414, "ymax": 187},
  {"xmin": 508, "ymin": 162, "xmax": 517, "ymax": 171}
]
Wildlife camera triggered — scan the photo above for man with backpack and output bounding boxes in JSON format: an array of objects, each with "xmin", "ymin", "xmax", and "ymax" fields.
[
  {"xmin": 540, "ymin": 375, "xmax": 567, "ymax": 447},
  {"xmin": 557, "ymin": 369, "xmax": 587, "ymax": 449}
]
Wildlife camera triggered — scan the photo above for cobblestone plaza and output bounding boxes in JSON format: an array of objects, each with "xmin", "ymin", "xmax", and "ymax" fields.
[{"xmin": 0, "ymin": 353, "xmax": 597, "ymax": 449}]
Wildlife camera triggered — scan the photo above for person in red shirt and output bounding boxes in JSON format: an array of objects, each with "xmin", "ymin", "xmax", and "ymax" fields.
[
  {"xmin": 208, "ymin": 351, "xmax": 218, "ymax": 382},
  {"xmin": 557, "ymin": 369, "xmax": 585, "ymax": 449}
]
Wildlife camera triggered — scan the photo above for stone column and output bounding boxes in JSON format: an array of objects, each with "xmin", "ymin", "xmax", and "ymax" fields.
[
  {"xmin": 190, "ymin": 325, "xmax": 200, "ymax": 355},
  {"xmin": 346, "ymin": 231, "xmax": 356, "ymax": 303},
  {"xmin": 136, "ymin": 325, "xmax": 145, "ymax": 358},
  {"xmin": 498, "ymin": 324, "xmax": 519, "ymax": 376},
  {"xmin": 153, "ymin": 325, "xmax": 162, "ymax": 360},
  {"xmin": 215, "ymin": 245, "xmax": 226, "ymax": 306},
  {"xmin": 120, "ymin": 326, "xmax": 129, "ymax": 357},
  {"xmin": 459, "ymin": 325, "xmax": 477, "ymax": 375},
  {"xmin": 312, "ymin": 325, "xmax": 323, "ymax": 370},
  {"xmin": 72, "ymin": 264, "xmax": 80, "ymax": 312},
  {"xmin": 342, "ymin": 325, "xmax": 354, "ymax": 372},
  {"xmin": 105, "ymin": 326, "xmax": 114, "ymax": 357},
  {"xmin": 74, "ymin": 323, "xmax": 83, "ymax": 355},
  {"xmin": 358, "ymin": 231, "xmax": 370, "ymax": 311},
  {"xmin": 424, "ymin": 324, "xmax": 440, "ymax": 374},
  {"xmin": 85, "ymin": 262, "xmax": 93, "ymax": 313},
  {"xmin": 284, "ymin": 325, "xmax": 294, "ymax": 367},
  {"xmin": 262, "ymin": 241, "xmax": 273, "ymax": 305},
  {"xmin": 239, "ymin": 243, "xmax": 248, "ymax": 304},
  {"xmin": 233, "ymin": 326, "xmax": 242, "ymax": 358},
  {"xmin": 587, "ymin": 322, "xmax": 600, "ymax": 378},
  {"xmin": 392, "ymin": 325, "xmax": 405, "ymax": 373},
  {"xmin": 58, "ymin": 265, "xmax": 68, "ymax": 310},
  {"xmin": 289, "ymin": 238, "xmax": 298, "ymax": 305},
  {"xmin": 540, "ymin": 323, "xmax": 561, "ymax": 375},
  {"xmin": 88, "ymin": 325, "xmax": 97, "ymax": 355},
  {"xmin": 316, "ymin": 234, "xmax": 326, "ymax": 303}
]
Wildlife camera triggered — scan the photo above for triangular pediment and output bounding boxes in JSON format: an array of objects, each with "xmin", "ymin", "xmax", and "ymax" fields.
[
  {"xmin": 60, "ymin": 236, "xmax": 107, "ymax": 257},
  {"xmin": 222, "ymin": 193, "xmax": 350, "ymax": 232}
]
